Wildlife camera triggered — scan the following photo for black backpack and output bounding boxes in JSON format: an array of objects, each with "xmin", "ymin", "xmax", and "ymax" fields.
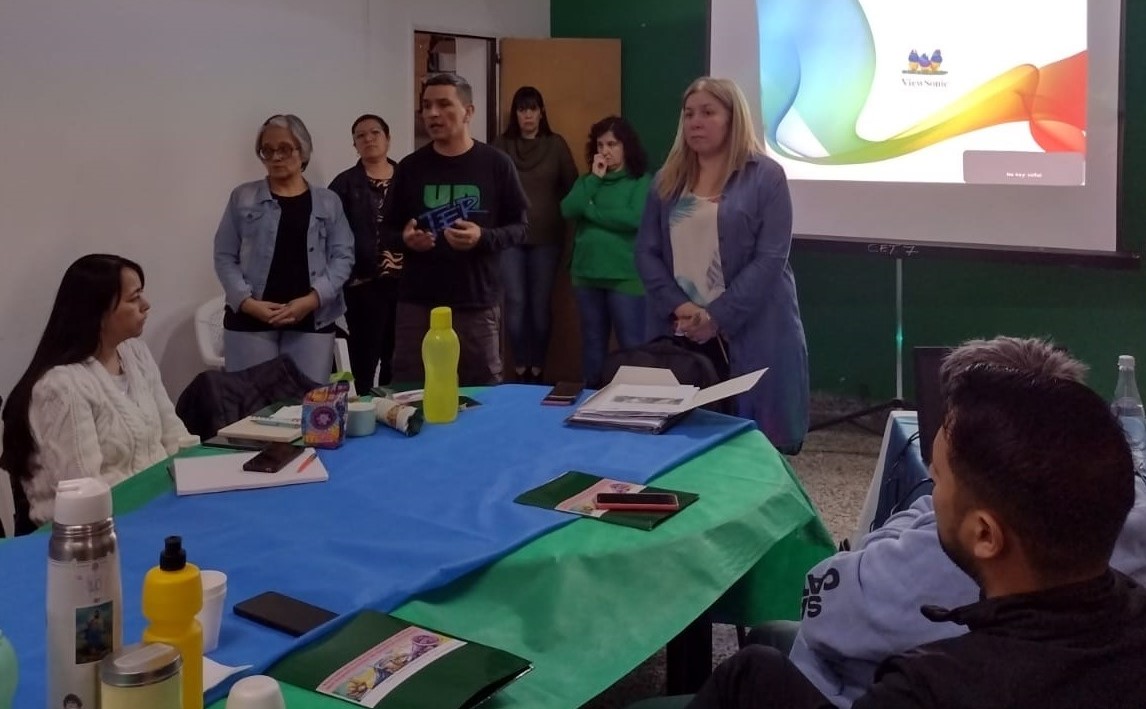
[{"xmin": 598, "ymin": 337, "xmax": 736, "ymax": 415}]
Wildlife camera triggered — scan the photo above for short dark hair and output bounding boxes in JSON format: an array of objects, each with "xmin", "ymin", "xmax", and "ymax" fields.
[
  {"xmin": 420, "ymin": 73, "xmax": 473, "ymax": 106},
  {"xmin": 944, "ymin": 365, "xmax": 1135, "ymax": 578},
  {"xmin": 586, "ymin": 116, "xmax": 649, "ymax": 177},
  {"xmin": 503, "ymin": 86, "xmax": 552, "ymax": 138},
  {"xmin": 351, "ymin": 114, "xmax": 390, "ymax": 138}
]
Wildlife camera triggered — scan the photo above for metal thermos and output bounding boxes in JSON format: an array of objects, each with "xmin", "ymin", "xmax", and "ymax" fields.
[{"xmin": 46, "ymin": 478, "xmax": 123, "ymax": 709}]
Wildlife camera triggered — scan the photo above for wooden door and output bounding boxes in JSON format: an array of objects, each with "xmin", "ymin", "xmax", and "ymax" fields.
[{"xmin": 498, "ymin": 38, "xmax": 622, "ymax": 384}]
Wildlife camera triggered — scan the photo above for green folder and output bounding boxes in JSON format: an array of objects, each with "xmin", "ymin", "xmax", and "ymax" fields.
[
  {"xmin": 515, "ymin": 470, "xmax": 699, "ymax": 530},
  {"xmin": 268, "ymin": 611, "xmax": 531, "ymax": 709}
]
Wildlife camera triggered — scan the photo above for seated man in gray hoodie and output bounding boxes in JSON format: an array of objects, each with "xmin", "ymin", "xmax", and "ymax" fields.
[
  {"xmin": 688, "ymin": 363, "xmax": 1146, "ymax": 709},
  {"xmin": 789, "ymin": 336, "xmax": 1146, "ymax": 707}
]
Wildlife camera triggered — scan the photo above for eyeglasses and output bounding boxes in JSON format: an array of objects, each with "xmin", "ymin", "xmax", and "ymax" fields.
[{"xmin": 258, "ymin": 144, "xmax": 298, "ymax": 161}]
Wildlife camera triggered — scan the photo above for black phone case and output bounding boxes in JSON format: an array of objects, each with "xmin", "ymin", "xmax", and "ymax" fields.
[
  {"xmin": 242, "ymin": 444, "xmax": 303, "ymax": 473},
  {"xmin": 233, "ymin": 591, "xmax": 337, "ymax": 637}
]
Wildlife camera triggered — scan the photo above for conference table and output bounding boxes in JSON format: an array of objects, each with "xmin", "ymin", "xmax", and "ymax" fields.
[{"xmin": 0, "ymin": 384, "xmax": 834, "ymax": 708}]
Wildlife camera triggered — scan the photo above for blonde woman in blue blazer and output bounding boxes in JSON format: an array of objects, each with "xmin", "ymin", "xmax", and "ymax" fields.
[{"xmin": 636, "ymin": 78, "xmax": 808, "ymax": 453}]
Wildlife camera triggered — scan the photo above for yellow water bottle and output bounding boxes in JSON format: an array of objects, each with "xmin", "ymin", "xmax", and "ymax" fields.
[
  {"xmin": 422, "ymin": 306, "xmax": 460, "ymax": 423},
  {"xmin": 141, "ymin": 536, "xmax": 203, "ymax": 709}
]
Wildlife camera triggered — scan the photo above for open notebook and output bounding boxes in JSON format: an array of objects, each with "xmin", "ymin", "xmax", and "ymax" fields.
[{"xmin": 170, "ymin": 449, "xmax": 328, "ymax": 496}]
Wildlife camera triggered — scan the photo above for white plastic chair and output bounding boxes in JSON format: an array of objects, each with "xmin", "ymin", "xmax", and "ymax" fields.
[
  {"xmin": 194, "ymin": 295, "xmax": 226, "ymax": 370},
  {"xmin": 334, "ymin": 337, "xmax": 357, "ymax": 398},
  {"xmin": 0, "ymin": 420, "xmax": 13, "ymax": 537}
]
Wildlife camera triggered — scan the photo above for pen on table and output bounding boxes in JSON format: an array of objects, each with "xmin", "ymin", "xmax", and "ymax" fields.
[
  {"xmin": 250, "ymin": 416, "xmax": 302, "ymax": 428},
  {"xmin": 297, "ymin": 451, "xmax": 318, "ymax": 473}
]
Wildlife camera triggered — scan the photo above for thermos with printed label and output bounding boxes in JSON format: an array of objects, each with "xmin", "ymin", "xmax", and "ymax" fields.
[{"xmin": 46, "ymin": 477, "xmax": 123, "ymax": 709}]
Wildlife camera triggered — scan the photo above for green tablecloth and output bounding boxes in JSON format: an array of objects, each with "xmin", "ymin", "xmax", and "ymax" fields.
[{"xmin": 110, "ymin": 428, "xmax": 831, "ymax": 708}]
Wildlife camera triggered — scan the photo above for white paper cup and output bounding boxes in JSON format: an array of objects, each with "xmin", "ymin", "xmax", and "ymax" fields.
[
  {"xmin": 226, "ymin": 675, "xmax": 286, "ymax": 709},
  {"xmin": 196, "ymin": 570, "xmax": 228, "ymax": 653}
]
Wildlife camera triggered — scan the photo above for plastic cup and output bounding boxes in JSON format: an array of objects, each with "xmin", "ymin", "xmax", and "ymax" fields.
[
  {"xmin": 196, "ymin": 570, "xmax": 227, "ymax": 653},
  {"xmin": 225, "ymin": 675, "xmax": 286, "ymax": 709},
  {"xmin": 346, "ymin": 401, "xmax": 377, "ymax": 437}
]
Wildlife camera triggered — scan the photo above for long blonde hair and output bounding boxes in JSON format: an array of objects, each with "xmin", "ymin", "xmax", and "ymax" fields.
[{"xmin": 656, "ymin": 77, "xmax": 765, "ymax": 199}]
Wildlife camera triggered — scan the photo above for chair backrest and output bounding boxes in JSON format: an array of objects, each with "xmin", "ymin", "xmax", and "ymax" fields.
[
  {"xmin": 913, "ymin": 346, "xmax": 953, "ymax": 466},
  {"xmin": 194, "ymin": 295, "xmax": 226, "ymax": 370},
  {"xmin": 333, "ymin": 338, "xmax": 356, "ymax": 398},
  {"xmin": 0, "ymin": 408, "xmax": 11, "ymax": 538}
]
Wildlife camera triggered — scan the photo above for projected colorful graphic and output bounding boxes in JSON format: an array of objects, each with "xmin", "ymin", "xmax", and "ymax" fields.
[{"xmin": 757, "ymin": 0, "xmax": 1087, "ymax": 184}]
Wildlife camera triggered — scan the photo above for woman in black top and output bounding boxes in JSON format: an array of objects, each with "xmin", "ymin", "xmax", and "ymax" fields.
[
  {"xmin": 328, "ymin": 114, "xmax": 401, "ymax": 391},
  {"xmin": 493, "ymin": 87, "xmax": 578, "ymax": 384},
  {"xmin": 212, "ymin": 114, "xmax": 355, "ymax": 384}
]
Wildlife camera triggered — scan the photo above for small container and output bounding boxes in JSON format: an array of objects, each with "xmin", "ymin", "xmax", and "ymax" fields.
[
  {"xmin": 346, "ymin": 400, "xmax": 377, "ymax": 437},
  {"xmin": 100, "ymin": 642, "xmax": 183, "ymax": 709}
]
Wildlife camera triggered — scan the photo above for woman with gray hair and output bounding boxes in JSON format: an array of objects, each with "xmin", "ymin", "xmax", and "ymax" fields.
[{"xmin": 213, "ymin": 114, "xmax": 355, "ymax": 383}]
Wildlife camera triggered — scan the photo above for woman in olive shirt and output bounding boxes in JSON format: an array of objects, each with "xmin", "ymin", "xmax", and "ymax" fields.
[
  {"xmin": 494, "ymin": 87, "xmax": 578, "ymax": 384},
  {"xmin": 560, "ymin": 115, "xmax": 651, "ymax": 386}
]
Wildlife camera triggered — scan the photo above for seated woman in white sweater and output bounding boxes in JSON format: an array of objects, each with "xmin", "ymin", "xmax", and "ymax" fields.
[{"xmin": 1, "ymin": 254, "xmax": 189, "ymax": 529}]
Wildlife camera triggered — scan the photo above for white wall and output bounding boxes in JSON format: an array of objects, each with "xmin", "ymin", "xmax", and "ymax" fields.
[{"xmin": 0, "ymin": 0, "xmax": 548, "ymax": 404}]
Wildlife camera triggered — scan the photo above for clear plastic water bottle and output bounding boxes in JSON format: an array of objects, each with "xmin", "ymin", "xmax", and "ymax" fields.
[{"xmin": 1112, "ymin": 355, "xmax": 1146, "ymax": 474}]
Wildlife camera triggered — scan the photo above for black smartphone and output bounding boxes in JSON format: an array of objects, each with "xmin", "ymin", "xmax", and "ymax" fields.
[
  {"xmin": 542, "ymin": 381, "xmax": 584, "ymax": 406},
  {"xmin": 233, "ymin": 591, "xmax": 337, "ymax": 637},
  {"xmin": 594, "ymin": 492, "xmax": 680, "ymax": 511},
  {"xmin": 202, "ymin": 435, "xmax": 266, "ymax": 452},
  {"xmin": 241, "ymin": 442, "xmax": 304, "ymax": 473}
]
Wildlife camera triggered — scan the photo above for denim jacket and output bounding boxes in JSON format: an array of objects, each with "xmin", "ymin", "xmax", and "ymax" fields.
[{"xmin": 213, "ymin": 179, "xmax": 355, "ymax": 329}]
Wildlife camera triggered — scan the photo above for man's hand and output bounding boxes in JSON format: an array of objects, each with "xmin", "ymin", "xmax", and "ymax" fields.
[
  {"xmin": 267, "ymin": 291, "xmax": 320, "ymax": 327},
  {"xmin": 402, "ymin": 219, "xmax": 436, "ymax": 252},
  {"xmin": 240, "ymin": 298, "xmax": 286, "ymax": 323},
  {"xmin": 443, "ymin": 220, "xmax": 482, "ymax": 251}
]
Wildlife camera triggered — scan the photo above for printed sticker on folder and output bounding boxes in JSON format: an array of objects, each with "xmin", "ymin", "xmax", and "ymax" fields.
[
  {"xmin": 268, "ymin": 611, "xmax": 532, "ymax": 708},
  {"xmin": 317, "ymin": 628, "xmax": 465, "ymax": 705}
]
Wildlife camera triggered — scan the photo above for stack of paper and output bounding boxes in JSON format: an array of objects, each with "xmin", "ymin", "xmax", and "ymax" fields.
[
  {"xmin": 171, "ymin": 449, "xmax": 328, "ymax": 496},
  {"xmin": 568, "ymin": 384, "xmax": 700, "ymax": 432},
  {"xmin": 566, "ymin": 366, "xmax": 767, "ymax": 434},
  {"xmin": 216, "ymin": 415, "xmax": 301, "ymax": 443}
]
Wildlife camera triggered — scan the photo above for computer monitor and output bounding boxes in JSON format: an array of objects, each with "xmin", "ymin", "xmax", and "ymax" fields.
[{"xmin": 913, "ymin": 347, "xmax": 952, "ymax": 466}]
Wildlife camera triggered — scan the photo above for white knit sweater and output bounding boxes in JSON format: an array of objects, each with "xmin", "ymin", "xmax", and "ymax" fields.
[{"xmin": 23, "ymin": 338, "xmax": 188, "ymax": 525}]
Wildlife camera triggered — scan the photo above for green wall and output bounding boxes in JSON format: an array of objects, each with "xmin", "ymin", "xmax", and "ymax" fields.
[{"xmin": 553, "ymin": 0, "xmax": 1145, "ymax": 400}]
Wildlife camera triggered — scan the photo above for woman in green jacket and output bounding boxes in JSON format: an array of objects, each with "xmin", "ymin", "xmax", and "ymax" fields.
[{"xmin": 560, "ymin": 115, "xmax": 652, "ymax": 386}]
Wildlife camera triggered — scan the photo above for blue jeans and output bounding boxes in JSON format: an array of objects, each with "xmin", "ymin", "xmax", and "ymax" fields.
[
  {"xmin": 501, "ymin": 244, "xmax": 562, "ymax": 370},
  {"xmin": 223, "ymin": 329, "xmax": 335, "ymax": 385},
  {"xmin": 574, "ymin": 286, "xmax": 646, "ymax": 386}
]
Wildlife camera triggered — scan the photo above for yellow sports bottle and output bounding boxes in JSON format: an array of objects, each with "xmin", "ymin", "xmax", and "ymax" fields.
[
  {"xmin": 141, "ymin": 536, "xmax": 203, "ymax": 709},
  {"xmin": 422, "ymin": 307, "xmax": 460, "ymax": 423}
]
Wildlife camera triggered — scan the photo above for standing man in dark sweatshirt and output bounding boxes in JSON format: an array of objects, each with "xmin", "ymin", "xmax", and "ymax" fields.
[{"xmin": 382, "ymin": 72, "xmax": 529, "ymax": 385}]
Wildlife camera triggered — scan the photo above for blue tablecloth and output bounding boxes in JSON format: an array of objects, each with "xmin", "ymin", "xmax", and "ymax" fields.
[
  {"xmin": 0, "ymin": 385, "xmax": 753, "ymax": 706},
  {"xmin": 872, "ymin": 414, "xmax": 932, "ymax": 531}
]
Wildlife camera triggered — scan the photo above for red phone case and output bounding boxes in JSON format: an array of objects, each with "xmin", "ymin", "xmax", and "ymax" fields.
[{"xmin": 594, "ymin": 494, "xmax": 680, "ymax": 512}]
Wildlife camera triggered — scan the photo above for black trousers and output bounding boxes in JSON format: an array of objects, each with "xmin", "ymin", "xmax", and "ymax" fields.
[
  {"xmin": 686, "ymin": 646, "xmax": 834, "ymax": 709},
  {"xmin": 343, "ymin": 278, "xmax": 398, "ymax": 392}
]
